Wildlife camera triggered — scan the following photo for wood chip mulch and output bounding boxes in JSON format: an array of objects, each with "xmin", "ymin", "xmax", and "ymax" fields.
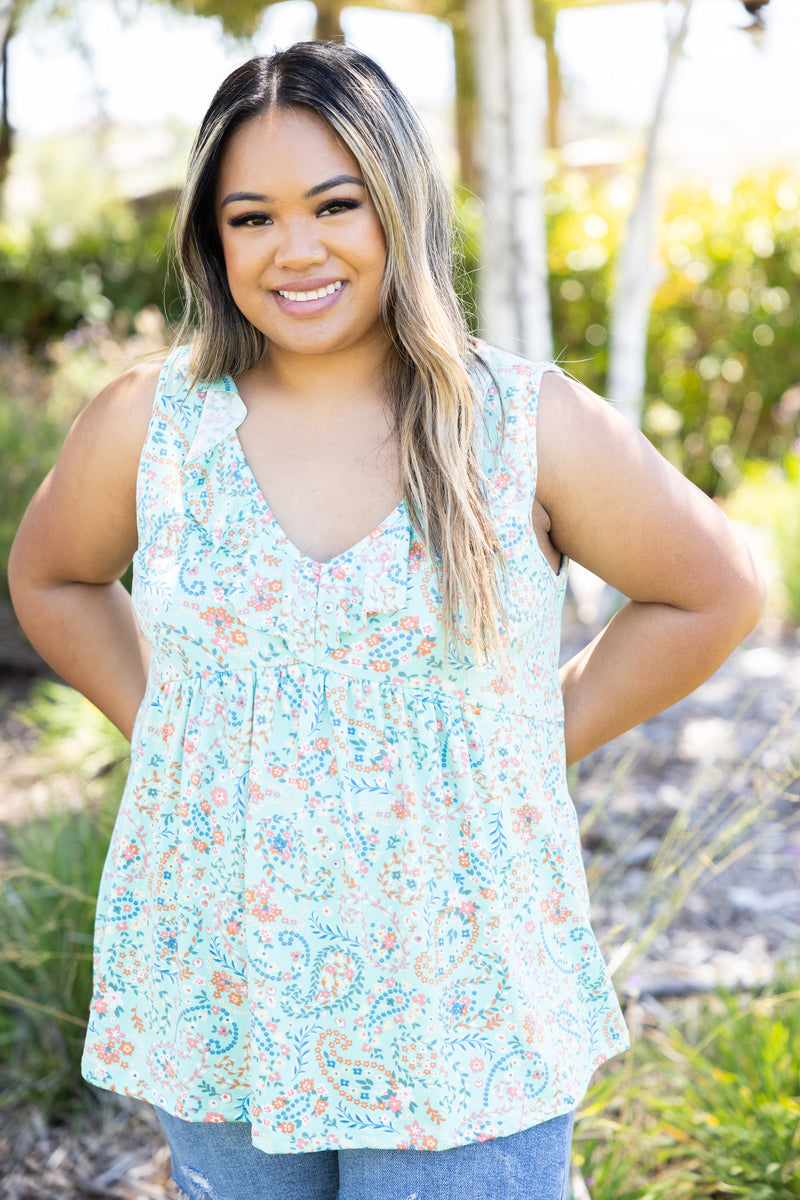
[{"xmin": 0, "ymin": 1101, "xmax": 175, "ymax": 1200}]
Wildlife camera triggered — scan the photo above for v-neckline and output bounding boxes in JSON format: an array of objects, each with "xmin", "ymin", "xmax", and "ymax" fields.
[{"xmin": 222, "ymin": 374, "xmax": 406, "ymax": 570}]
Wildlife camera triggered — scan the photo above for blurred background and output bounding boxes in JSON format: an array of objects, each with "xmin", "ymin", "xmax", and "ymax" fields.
[{"xmin": 1, "ymin": 4, "xmax": 800, "ymax": 1198}]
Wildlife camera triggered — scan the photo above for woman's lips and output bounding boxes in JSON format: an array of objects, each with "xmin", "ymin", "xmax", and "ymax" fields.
[{"xmin": 272, "ymin": 280, "xmax": 346, "ymax": 317}]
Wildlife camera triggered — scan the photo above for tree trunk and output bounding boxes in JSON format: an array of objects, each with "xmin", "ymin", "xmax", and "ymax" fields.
[
  {"xmin": 0, "ymin": 1, "xmax": 15, "ymax": 193},
  {"xmin": 314, "ymin": 0, "xmax": 344, "ymax": 42},
  {"xmin": 451, "ymin": 7, "xmax": 478, "ymax": 195},
  {"xmin": 465, "ymin": 0, "xmax": 552, "ymax": 361},
  {"xmin": 532, "ymin": 0, "xmax": 562, "ymax": 149},
  {"xmin": 543, "ymin": 26, "xmax": 562, "ymax": 149},
  {"xmin": 606, "ymin": 0, "xmax": 694, "ymax": 425}
]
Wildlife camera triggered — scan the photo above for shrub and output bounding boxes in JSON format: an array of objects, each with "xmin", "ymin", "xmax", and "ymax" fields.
[
  {"xmin": 647, "ymin": 176, "xmax": 800, "ymax": 495},
  {"xmin": 545, "ymin": 169, "xmax": 800, "ymax": 494},
  {"xmin": 545, "ymin": 164, "xmax": 622, "ymax": 397},
  {"xmin": 0, "ymin": 203, "xmax": 180, "ymax": 352}
]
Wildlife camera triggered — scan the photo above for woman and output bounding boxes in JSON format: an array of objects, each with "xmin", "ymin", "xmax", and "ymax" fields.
[{"xmin": 9, "ymin": 41, "xmax": 763, "ymax": 1200}]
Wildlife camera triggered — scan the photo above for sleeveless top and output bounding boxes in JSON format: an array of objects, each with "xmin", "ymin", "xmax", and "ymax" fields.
[{"xmin": 81, "ymin": 340, "xmax": 629, "ymax": 1152}]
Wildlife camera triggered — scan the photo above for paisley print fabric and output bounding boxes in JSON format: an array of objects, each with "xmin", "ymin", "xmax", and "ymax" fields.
[{"xmin": 81, "ymin": 340, "xmax": 629, "ymax": 1152}]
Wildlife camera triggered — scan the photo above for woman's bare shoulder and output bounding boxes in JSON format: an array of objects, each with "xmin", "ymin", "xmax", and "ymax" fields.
[
  {"xmin": 61, "ymin": 354, "xmax": 169, "ymax": 476},
  {"xmin": 85, "ymin": 355, "xmax": 165, "ymax": 432}
]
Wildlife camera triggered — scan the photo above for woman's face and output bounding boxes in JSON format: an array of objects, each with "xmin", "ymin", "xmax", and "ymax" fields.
[{"xmin": 215, "ymin": 107, "xmax": 388, "ymax": 365}]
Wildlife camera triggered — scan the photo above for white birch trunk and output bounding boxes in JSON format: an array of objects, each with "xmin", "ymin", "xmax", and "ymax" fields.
[
  {"xmin": 466, "ymin": 0, "xmax": 552, "ymax": 361},
  {"xmin": 607, "ymin": 0, "xmax": 694, "ymax": 426},
  {"xmin": 0, "ymin": 3, "xmax": 12, "ymax": 41}
]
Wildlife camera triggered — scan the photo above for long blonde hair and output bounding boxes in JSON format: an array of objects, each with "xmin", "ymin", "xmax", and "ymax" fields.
[{"xmin": 173, "ymin": 43, "xmax": 504, "ymax": 656}]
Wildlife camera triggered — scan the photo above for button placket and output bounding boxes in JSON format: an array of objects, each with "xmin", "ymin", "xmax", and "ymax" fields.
[
  {"xmin": 316, "ymin": 556, "xmax": 361, "ymax": 660},
  {"xmin": 310, "ymin": 560, "xmax": 323, "ymax": 663},
  {"xmin": 275, "ymin": 558, "xmax": 322, "ymax": 657}
]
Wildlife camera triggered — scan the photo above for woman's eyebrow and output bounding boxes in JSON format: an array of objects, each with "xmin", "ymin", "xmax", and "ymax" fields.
[
  {"xmin": 305, "ymin": 174, "xmax": 365, "ymax": 198},
  {"xmin": 219, "ymin": 175, "xmax": 365, "ymax": 208}
]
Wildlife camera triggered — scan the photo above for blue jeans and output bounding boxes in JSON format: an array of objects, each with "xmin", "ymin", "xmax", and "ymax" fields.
[{"xmin": 155, "ymin": 1106, "xmax": 574, "ymax": 1200}]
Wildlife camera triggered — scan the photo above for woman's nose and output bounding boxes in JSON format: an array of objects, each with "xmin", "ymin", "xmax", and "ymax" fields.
[{"xmin": 273, "ymin": 219, "xmax": 326, "ymax": 269}]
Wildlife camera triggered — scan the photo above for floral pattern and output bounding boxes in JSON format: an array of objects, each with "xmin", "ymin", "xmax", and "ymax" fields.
[{"xmin": 81, "ymin": 341, "xmax": 629, "ymax": 1152}]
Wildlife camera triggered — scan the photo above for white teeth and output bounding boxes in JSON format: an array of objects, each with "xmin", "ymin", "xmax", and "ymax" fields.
[{"xmin": 278, "ymin": 281, "xmax": 343, "ymax": 302}]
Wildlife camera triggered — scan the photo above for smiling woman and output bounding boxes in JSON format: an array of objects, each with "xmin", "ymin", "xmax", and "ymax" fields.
[
  {"xmin": 8, "ymin": 40, "xmax": 764, "ymax": 1200},
  {"xmin": 214, "ymin": 109, "xmax": 387, "ymax": 367},
  {"xmin": 170, "ymin": 45, "xmax": 499, "ymax": 636}
]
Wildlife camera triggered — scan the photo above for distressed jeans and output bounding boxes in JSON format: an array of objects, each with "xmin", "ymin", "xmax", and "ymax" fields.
[{"xmin": 155, "ymin": 1106, "xmax": 574, "ymax": 1200}]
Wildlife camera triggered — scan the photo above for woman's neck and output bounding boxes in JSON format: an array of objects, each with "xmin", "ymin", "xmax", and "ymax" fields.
[{"xmin": 251, "ymin": 334, "xmax": 393, "ymax": 413}]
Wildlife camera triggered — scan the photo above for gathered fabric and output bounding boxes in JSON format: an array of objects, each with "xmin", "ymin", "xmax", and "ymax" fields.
[{"xmin": 81, "ymin": 340, "xmax": 628, "ymax": 1153}]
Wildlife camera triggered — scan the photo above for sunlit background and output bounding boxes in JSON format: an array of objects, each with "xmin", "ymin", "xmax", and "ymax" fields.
[{"xmin": 6, "ymin": 0, "xmax": 800, "ymax": 206}]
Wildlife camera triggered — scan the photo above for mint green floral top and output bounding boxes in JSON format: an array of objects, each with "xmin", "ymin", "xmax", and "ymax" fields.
[{"xmin": 81, "ymin": 340, "xmax": 628, "ymax": 1152}]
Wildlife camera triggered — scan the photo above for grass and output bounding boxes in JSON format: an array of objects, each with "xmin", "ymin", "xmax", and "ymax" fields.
[
  {"xmin": 574, "ymin": 976, "xmax": 800, "ymax": 1198},
  {"xmin": 0, "ymin": 799, "xmax": 116, "ymax": 1115},
  {"xmin": 653, "ymin": 985, "xmax": 800, "ymax": 1197},
  {"xmin": 0, "ymin": 682, "xmax": 128, "ymax": 1117},
  {"xmin": 586, "ymin": 694, "xmax": 800, "ymax": 985}
]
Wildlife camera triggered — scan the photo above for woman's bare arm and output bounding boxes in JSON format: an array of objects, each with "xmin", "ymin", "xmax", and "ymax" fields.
[
  {"xmin": 535, "ymin": 370, "xmax": 766, "ymax": 766},
  {"xmin": 8, "ymin": 362, "xmax": 162, "ymax": 740}
]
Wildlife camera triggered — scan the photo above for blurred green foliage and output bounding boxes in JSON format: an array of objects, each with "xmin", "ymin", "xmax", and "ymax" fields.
[
  {"xmin": 648, "ymin": 177, "xmax": 800, "ymax": 494},
  {"xmin": 460, "ymin": 167, "xmax": 800, "ymax": 493},
  {"xmin": 0, "ymin": 192, "xmax": 178, "ymax": 597},
  {"xmin": 543, "ymin": 168, "xmax": 800, "ymax": 494},
  {"xmin": 0, "ymin": 377, "xmax": 63, "ymax": 599},
  {"xmin": 544, "ymin": 166, "xmax": 624, "ymax": 391},
  {"xmin": 726, "ymin": 454, "xmax": 800, "ymax": 625},
  {"xmin": 453, "ymin": 185, "xmax": 481, "ymax": 336},
  {"xmin": 0, "ymin": 201, "xmax": 181, "ymax": 348}
]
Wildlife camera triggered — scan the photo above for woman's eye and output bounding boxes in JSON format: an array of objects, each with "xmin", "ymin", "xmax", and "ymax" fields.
[
  {"xmin": 318, "ymin": 198, "xmax": 361, "ymax": 217},
  {"xmin": 227, "ymin": 212, "xmax": 271, "ymax": 228}
]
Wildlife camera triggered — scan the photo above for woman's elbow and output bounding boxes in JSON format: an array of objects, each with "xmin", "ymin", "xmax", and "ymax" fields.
[
  {"xmin": 714, "ymin": 546, "xmax": 767, "ymax": 647},
  {"xmin": 8, "ymin": 525, "xmax": 38, "ymax": 612}
]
